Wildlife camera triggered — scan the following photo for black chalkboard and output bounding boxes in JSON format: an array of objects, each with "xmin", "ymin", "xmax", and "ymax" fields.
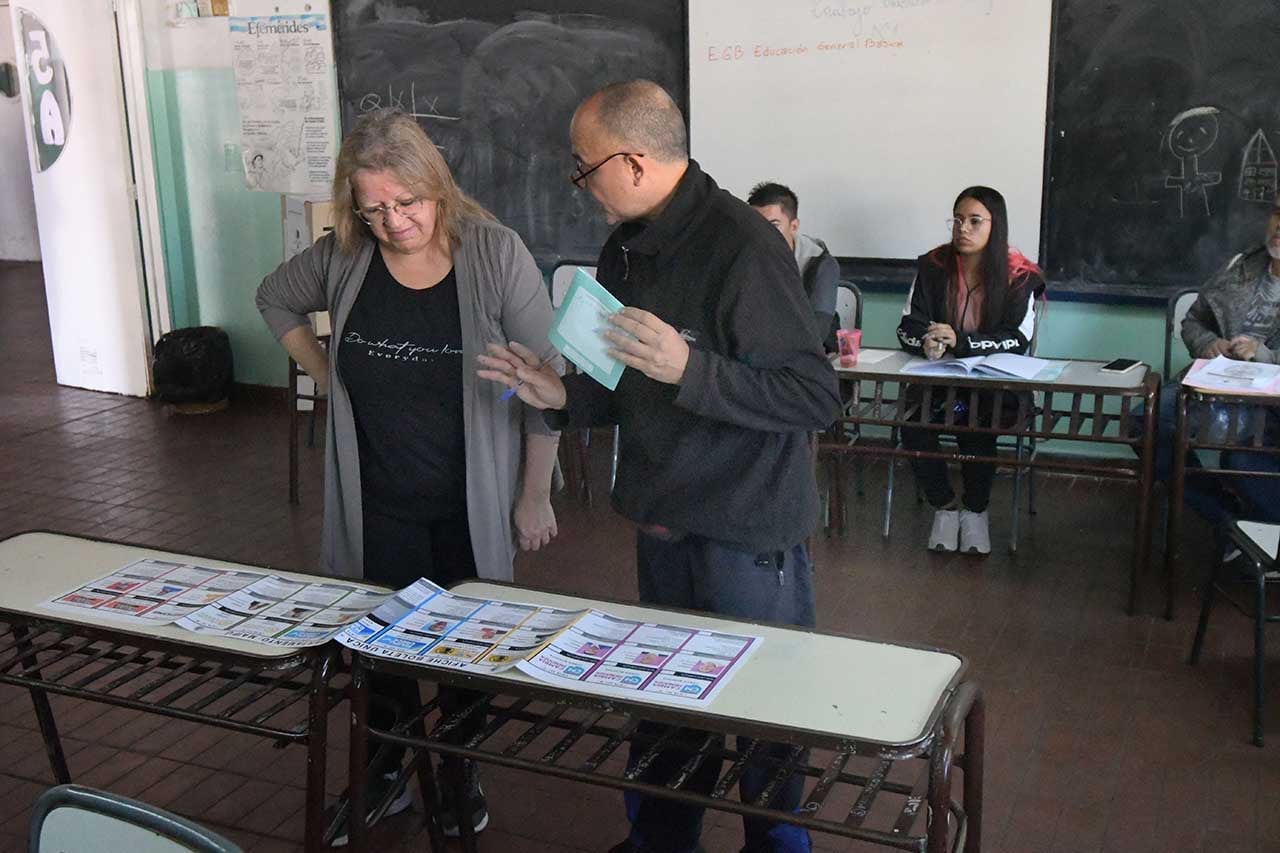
[
  {"xmin": 1044, "ymin": 0, "xmax": 1280, "ymax": 294},
  {"xmin": 332, "ymin": 0, "xmax": 686, "ymax": 264}
]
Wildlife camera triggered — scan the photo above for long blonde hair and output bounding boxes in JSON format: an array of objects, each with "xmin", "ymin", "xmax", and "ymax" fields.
[{"xmin": 332, "ymin": 109, "xmax": 493, "ymax": 253}]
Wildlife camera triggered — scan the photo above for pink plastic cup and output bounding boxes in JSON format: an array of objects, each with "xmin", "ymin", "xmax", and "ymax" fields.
[{"xmin": 836, "ymin": 328, "xmax": 861, "ymax": 367}]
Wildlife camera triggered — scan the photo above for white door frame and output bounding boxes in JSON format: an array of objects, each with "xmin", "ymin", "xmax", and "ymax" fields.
[{"xmin": 114, "ymin": 0, "xmax": 171, "ymax": 341}]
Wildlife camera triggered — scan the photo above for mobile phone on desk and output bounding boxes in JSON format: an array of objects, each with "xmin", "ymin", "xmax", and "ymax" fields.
[{"xmin": 1100, "ymin": 358, "xmax": 1141, "ymax": 374}]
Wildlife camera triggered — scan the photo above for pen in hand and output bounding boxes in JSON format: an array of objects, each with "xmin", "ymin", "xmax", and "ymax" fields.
[{"xmin": 499, "ymin": 379, "xmax": 524, "ymax": 401}]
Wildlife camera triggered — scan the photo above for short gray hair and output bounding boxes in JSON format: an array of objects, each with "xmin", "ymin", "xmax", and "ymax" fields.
[{"xmin": 589, "ymin": 80, "xmax": 688, "ymax": 163}]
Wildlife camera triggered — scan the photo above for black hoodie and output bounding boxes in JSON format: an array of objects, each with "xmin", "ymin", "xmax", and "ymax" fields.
[
  {"xmin": 896, "ymin": 249, "xmax": 1045, "ymax": 358},
  {"xmin": 551, "ymin": 160, "xmax": 840, "ymax": 551}
]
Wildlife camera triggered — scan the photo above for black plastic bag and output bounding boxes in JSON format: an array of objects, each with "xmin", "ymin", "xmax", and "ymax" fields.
[{"xmin": 152, "ymin": 326, "xmax": 234, "ymax": 404}]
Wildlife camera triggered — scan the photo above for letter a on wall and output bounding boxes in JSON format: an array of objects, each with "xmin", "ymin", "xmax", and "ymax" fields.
[{"xmin": 17, "ymin": 8, "xmax": 71, "ymax": 171}]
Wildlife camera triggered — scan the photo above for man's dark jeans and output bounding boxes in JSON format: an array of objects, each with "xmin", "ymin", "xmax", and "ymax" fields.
[{"xmin": 622, "ymin": 531, "xmax": 816, "ymax": 853}]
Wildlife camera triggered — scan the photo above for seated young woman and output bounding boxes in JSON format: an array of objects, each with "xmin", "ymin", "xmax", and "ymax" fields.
[{"xmin": 896, "ymin": 185, "xmax": 1046, "ymax": 554}]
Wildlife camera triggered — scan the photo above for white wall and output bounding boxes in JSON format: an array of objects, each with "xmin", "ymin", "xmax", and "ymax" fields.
[
  {"xmin": 140, "ymin": 1, "xmax": 231, "ymax": 70},
  {"xmin": 0, "ymin": 0, "xmax": 40, "ymax": 261}
]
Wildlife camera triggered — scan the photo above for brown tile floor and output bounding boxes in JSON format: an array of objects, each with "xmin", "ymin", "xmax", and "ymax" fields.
[{"xmin": 1, "ymin": 259, "xmax": 1277, "ymax": 853}]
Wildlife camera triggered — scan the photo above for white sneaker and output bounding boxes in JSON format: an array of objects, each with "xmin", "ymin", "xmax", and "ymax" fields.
[
  {"xmin": 928, "ymin": 509, "xmax": 960, "ymax": 552},
  {"xmin": 959, "ymin": 510, "xmax": 991, "ymax": 555}
]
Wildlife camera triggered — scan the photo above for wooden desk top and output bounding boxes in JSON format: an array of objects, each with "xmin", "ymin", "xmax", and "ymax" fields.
[
  {"xmin": 0, "ymin": 531, "xmax": 379, "ymax": 660},
  {"xmin": 443, "ymin": 581, "xmax": 965, "ymax": 747}
]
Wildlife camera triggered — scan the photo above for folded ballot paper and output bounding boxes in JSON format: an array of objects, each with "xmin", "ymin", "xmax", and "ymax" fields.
[{"xmin": 549, "ymin": 268, "xmax": 626, "ymax": 390}]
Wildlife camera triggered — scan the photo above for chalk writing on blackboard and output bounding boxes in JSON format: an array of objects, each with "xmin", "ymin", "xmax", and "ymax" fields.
[
  {"xmin": 1239, "ymin": 129, "xmax": 1278, "ymax": 204},
  {"xmin": 356, "ymin": 83, "xmax": 461, "ymax": 125},
  {"xmin": 1164, "ymin": 106, "xmax": 1222, "ymax": 218}
]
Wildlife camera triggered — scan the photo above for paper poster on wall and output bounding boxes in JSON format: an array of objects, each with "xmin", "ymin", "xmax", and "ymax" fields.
[{"xmin": 228, "ymin": 0, "xmax": 336, "ymax": 193}]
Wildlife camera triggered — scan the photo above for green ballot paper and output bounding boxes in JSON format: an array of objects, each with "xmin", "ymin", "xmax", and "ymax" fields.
[{"xmin": 549, "ymin": 267, "xmax": 626, "ymax": 390}]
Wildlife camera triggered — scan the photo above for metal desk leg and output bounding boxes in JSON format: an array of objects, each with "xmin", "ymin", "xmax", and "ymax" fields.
[
  {"xmin": 1188, "ymin": 552, "xmax": 1219, "ymax": 666},
  {"xmin": 444, "ymin": 753, "xmax": 479, "ymax": 853},
  {"xmin": 1131, "ymin": 377, "xmax": 1158, "ymax": 616},
  {"xmin": 1027, "ymin": 436, "xmax": 1038, "ymax": 515},
  {"xmin": 412, "ymin": 741, "xmax": 447, "ymax": 853},
  {"xmin": 883, "ymin": 430, "xmax": 898, "ymax": 540},
  {"xmin": 1010, "ymin": 436, "xmax": 1024, "ymax": 553},
  {"xmin": 304, "ymin": 649, "xmax": 332, "ymax": 851},
  {"xmin": 927, "ymin": 681, "xmax": 982, "ymax": 853},
  {"xmin": 961, "ymin": 687, "xmax": 985, "ymax": 853},
  {"xmin": 348, "ymin": 654, "xmax": 370, "ymax": 851},
  {"xmin": 832, "ymin": 451, "xmax": 846, "ymax": 537},
  {"xmin": 15, "ymin": 625, "xmax": 70, "ymax": 784},
  {"xmin": 1253, "ymin": 566, "xmax": 1266, "ymax": 748},
  {"xmin": 1164, "ymin": 390, "xmax": 1190, "ymax": 620},
  {"xmin": 289, "ymin": 357, "xmax": 301, "ymax": 505}
]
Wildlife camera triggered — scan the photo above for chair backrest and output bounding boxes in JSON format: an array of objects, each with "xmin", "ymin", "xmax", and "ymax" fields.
[
  {"xmin": 835, "ymin": 281, "xmax": 862, "ymax": 331},
  {"xmin": 1165, "ymin": 288, "xmax": 1200, "ymax": 379},
  {"xmin": 1027, "ymin": 290, "xmax": 1048, "ymax": 357},
  {"xmin": 550, "ymin": 261, "xmax": 598, "ymax": 309},
  {"xmin": 29, "ymin": 785, "xmax": 241, "ymax": 853}
]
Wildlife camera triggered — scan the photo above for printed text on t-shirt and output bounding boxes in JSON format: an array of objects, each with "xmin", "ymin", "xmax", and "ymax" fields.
[{"xmin": 343, "ymin": 330, "xmax": 463, "ymax": 362}]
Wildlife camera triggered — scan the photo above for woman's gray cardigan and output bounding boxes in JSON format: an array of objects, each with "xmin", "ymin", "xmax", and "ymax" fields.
[{"xmin": 255, "ymin": 218, "xmax": 560, "ymax": 581}]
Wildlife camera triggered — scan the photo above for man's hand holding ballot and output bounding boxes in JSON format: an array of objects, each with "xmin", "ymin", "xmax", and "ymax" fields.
[{"xmin": 601, "ymin": 307, "xmax": 690, "ymax": 385}]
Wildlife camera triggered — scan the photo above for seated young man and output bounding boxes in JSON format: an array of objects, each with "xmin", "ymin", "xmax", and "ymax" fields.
[
  {"xmin": 1156, "ymin": 191, "xmax": 1280, "ymax": 526},
  {"xmin": 749, "ymin": 182, "xmax": 841, "ymax": 351}
]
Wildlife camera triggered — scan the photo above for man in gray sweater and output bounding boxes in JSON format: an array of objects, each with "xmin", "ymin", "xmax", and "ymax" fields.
[
  {"xmin": 748, "ymin": 181, "xmax": 841, "ymax": 352},
  {"xmin": 1158, "ymin": 191, "xmax": 1280, "ymax": 525},
  {"xmin": 1182, "ymin": 193, "xmax": 1280, "ymax": 363}
]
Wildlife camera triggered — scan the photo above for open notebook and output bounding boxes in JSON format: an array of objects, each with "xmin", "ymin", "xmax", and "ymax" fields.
[{"xmin": 903, "ymin": 353, "xmax": 1051, "ymax": 380}]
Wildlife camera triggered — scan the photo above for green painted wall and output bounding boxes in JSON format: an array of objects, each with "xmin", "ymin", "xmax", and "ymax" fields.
[{"xmin": 146, "ymin": 68, "xmax": 286, "ymax": 387}]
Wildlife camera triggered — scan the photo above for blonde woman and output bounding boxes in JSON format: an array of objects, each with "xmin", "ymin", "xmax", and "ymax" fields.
[{"xmin": 256, "ymin": 109, "xmax": 560, "ymax": 841}]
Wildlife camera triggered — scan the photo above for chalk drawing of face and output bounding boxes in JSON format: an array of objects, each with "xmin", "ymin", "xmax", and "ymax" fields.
[
  {"xmin": 1165, "ymin": 107, "xmax": 1223, "ymax": 217},
  {"xmin": 1169, "ymin": 109, "xmax": 1220, "ymax": 157}
]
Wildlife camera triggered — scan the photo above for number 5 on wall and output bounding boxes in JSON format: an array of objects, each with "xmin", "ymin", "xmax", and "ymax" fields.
[{"xmin": 16, "ymin": 10, "xmax": 71, "ymax": 170}]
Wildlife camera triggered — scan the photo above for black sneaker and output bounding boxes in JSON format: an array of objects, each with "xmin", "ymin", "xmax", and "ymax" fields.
[
  {"xmin": 328, "ymin": 770, "xmax": 414, "ymax": 847},
  {"xmin": 438, "ymin": 759, "xmax": 489, "ymax": 837}
]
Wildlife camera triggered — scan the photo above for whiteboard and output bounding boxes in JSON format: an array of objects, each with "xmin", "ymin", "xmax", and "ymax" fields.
[{"xmin": 688, "ymin": 0, "xmax": 1052, "ymax": 261}]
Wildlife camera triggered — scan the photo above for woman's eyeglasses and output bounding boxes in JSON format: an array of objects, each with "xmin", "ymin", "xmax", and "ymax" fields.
[
  {"xmin": 946, "ymin": 215, "xmax": 990, "ymax": 233},
  {"xmin": 355, "ymin": 197, "xmax": 425, "ymax": 226}
]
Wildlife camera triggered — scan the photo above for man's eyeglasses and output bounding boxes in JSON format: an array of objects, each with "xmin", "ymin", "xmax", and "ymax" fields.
[
  {"xmin": 947, "ymin": 215, "xmax": 990, "ymax": 233},
  {"xmin": 570, "ymin": 152, "xmax": 645, "ymax": 188},
  {"xmin": 355, "ymin": 197, "xmax": 425, "ymax": 226}
]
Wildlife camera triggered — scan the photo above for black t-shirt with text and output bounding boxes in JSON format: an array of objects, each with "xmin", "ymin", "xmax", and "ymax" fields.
[{"xmin": 337, "ymin": 249, "xmax": 465, "ymax": 521}]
